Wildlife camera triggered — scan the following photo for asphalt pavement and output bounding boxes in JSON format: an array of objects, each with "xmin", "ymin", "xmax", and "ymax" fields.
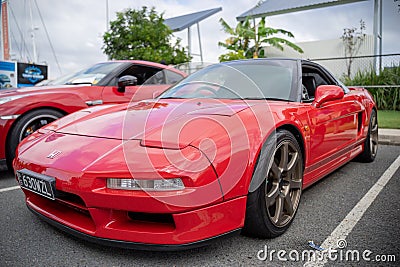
[{"xmin": 0, "ymin": 145, "xmax": 399, "ymax": 266}]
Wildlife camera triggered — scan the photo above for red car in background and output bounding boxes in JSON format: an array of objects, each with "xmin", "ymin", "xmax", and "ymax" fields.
[{"xmin": 0, "ymin": 60, "xmax": 186, "ymax": 169}]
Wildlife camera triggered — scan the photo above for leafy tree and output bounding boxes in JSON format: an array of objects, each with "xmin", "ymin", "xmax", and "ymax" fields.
[
  {"xmin": 341, "ymin": 20, "xmax": 366, "ymax": 78},
  {"xmin": 218, "ymin": 17, "xmax": 303, "ymax": 62},
  {"xmin": 218, "ymin": 50, "xmax": 247, "ymax": 62},
  {"xmin": 218, "ymin": 18, "xmax": 252, "ymax": 61},
  {"xmin": 103, "ymin": 7, "xmax": 190, "ymax": 65}
]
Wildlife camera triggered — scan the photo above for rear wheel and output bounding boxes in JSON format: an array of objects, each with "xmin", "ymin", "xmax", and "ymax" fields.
[
  {"xmin": 6, "ymin": 109, "xmax": 63, "ymax": 170},
  {"xmin": 356, "ymin": 109, "xmax": 378, "ymax": 163},
  {"xmin": 243, "ymin": 130, "xmax": 303, "ymax": 238}
]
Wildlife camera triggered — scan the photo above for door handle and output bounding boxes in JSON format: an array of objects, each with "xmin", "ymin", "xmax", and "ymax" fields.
[{"xmin": 85, "ymin": 100, "xmax": 103, "ymax": 106}]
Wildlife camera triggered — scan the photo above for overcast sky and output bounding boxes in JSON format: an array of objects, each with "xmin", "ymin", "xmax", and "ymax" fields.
[{"xmin": 6, "ymin": 0, "xmax": 400, "ymax": 79}]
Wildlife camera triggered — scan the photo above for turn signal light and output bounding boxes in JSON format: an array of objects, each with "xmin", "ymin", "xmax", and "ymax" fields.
[{"xmin": 107, "ymin": 178, "xmax": 185, "ymax": 191}]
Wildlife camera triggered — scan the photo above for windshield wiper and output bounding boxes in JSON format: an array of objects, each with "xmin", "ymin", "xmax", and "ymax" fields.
[
  {"xmin": 159, "ymin": 96, "xmax": 187, "ymax": 99},
  {"xmin": 65, "ymin": 82, "xmax": 92, "ymax": 85},
  {"xmin": 241, "ymin": 97, "xmax": 289, "ymax": 101}
]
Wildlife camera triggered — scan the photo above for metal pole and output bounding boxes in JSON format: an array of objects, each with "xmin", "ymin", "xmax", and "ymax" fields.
[
  {"xmin": 373, "ymin": 0, "xmax": 378, "ymax": 73},
  {"xmin": 378, "ymin": 0, "xmax": 382, "ymax": 72},
  {"xmin": 29, "ymin": 0, "xmax": 37, "ymax": 63},
  {"xmin": 373, "ymin": 0, "xmax": 382, "ymax": 74},
  {"xmin": 1, "ymin": 0, "xmax": 3, "ymax": 60},
  {"xmin": 187, "ymin": 27, "xmax": 191, "ymax": 59},
  {"xmin": 106, "ymin": 0, "xmax": 109, "ymax": 31},
  {"xmin": 197, "ymin": 22, "xmax": 203, "ymax": 63},
  {"xmin": 105, "ymin": 0, "xmax": 110, "ymax": 60}
]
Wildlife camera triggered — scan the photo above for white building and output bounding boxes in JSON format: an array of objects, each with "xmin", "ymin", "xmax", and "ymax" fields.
[{"xmin": 264, "ymin": 34, "xmax": 374, "ymax": 78}]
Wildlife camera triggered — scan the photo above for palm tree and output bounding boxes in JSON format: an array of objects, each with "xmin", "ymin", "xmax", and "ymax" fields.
[
  {"xmin": 218, "ymin": 18, "xmax": 252, "ymax": 54},
  {"xmin": 218, "ymin": 17, "xmax": 303, "ymax": 61}
]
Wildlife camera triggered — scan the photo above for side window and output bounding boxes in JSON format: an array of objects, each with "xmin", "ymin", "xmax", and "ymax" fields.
[
  {"xmin": 301, "ymin": 66, "xmax": 332, "ymax": 102},
  {"xmin": 145, "ymin": 70, "xmax": 165, "ymax": 85},
  {"xmin": 313, "ymin": 73, "xmax": 329, "ymax": 87},
  {"xmin": 113, "ymin": 65, "xmax": 164, "ymax": 86},
  {"xmin": 165, "ymin": 70, "xmax": 184, "ymax": 84}
]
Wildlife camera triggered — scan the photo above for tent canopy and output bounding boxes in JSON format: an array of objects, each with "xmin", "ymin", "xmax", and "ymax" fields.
[
  {"xmin": 164, "ymin": 7, "xmax": 222, "ymax": 62},
  {"xmin": 237, "ymin": 0, "xmax": 367, "ymax": 21},
  {"xmin": 165, "ymin": 7, "xmax": 222, "ymax": 32}
]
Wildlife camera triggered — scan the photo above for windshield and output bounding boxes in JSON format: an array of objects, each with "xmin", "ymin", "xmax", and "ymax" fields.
[
  {"xmin": 49, "ymin": 62, "xmax": 125, "ymax": 85},
  {"xmin": 159, "ymin": 59, "xmax": 297, "ymax": 101}
]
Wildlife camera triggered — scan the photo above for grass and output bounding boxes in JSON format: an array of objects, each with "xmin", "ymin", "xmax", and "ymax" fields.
[
  {"xmin": 343, "ymin": 65, "xmax": 400, "ymax": 111},
  {"xmin": 378, "ymin": 110, "xmax": 400, "ymax": 129}
]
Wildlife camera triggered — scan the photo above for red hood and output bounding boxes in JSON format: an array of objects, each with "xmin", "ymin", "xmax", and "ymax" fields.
[
  {"xmin": 53, "ymin": 99, "xmax": 253, "ymax": 148},
  {"xmin": 16, "ymin": 98, "xmax": 281, "ymax": 187},
  {"xmin": 0, "ymin": 84, "xmax": 87, "ymax": 98},
  {"xmin": 16, "ymin": 99, "xmax": 256, "ymax": 175}
]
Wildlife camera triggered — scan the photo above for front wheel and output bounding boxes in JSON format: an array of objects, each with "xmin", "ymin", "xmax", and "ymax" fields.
[
  {"xmin": 6, "ymin": 109, "xmax": 64, "ymax": 170},
  {"xmin": 243, "ymin": 130, "xmax": 304, "ymax": 238}
]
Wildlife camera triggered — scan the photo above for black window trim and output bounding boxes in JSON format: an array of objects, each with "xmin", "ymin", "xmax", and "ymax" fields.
[
  {"xmin": 301, "ymin": 60, "xmax": 349, "ymax": 94},
  {"xmin": 99, "ymin": 62, "xmax": 165, "ymax": 87}
]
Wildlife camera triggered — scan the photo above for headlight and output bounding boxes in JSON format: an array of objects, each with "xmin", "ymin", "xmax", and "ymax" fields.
[
  {"xmin": 0, "ymin": 95, "xmax": 26, "ymax": 105},
  {"xmin": 107, "ymin": 178, "xmax": 185, "ymax": 191}
]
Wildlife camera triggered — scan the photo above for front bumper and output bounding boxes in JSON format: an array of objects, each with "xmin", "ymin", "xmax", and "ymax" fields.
[
  {"xmin": 27, "ymin": 198, "xmax": 244, "ymax": 250},
  {"xmin": 14, "ymin": 132, "xmax": 247, "ymax": 248},
  {"xmin": 24, "ymin": 189, "xmax": 246, "ymax": 249}
]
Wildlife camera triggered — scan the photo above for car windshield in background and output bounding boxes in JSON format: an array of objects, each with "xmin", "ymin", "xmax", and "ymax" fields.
[
  {"xmin": 49, "ymin": 62, "xmax": 125, "ymax": 86},
  {"xmin": 159, "ymin": 59, "xmax": 296, "ymax": 101}
]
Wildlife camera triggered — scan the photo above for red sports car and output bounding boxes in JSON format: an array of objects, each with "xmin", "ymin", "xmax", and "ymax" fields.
[
  {"xmin": 0, "ymin": 60, "xmax": 186, "ymax": 169},
  {"xmin": 13, "ymin": 59, "xmax": 377, "ymax": 250}
]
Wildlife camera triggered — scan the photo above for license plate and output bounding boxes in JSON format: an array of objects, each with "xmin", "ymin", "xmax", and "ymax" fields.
[{"xmin": 16, "ymin": 169, "xmax": 56, "ymax": 200}]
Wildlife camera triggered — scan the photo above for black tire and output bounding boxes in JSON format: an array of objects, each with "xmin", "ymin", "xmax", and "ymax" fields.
[
  {"xmin": 243, "ymin": 130, "xmax": 303, "ymax": 238},
  {"xmin": 356, "ymin": 109, "xmax": 378, "ymax": 163},
  {"xmin": 6, "ymin": 109, "xmax": 64, "ymax": 170}
]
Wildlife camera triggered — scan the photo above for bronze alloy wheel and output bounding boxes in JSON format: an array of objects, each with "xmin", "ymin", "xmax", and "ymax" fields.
[
  {"xmin": 265, "ymin": 140, "xmax": 303, "ymax": 227},
  {"xmin": 243, "ymin": 129, "xmax": 304, "ymax": 238},
  {"xmin": 369, "ymin": 111, "xmax": 378, "ymax": 158},
  {"xmin": 356, "ymin": 109, "xmax": 378, "ymax": 163}
]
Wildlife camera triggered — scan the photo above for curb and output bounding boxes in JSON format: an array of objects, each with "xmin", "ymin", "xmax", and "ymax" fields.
[
  {"xmin": 378, "ymin": 138, "xmax": 400, "ymax": 146},
  {"xmin": 379, "ymin": 129, "xmax": 400, "ymax": 146}
]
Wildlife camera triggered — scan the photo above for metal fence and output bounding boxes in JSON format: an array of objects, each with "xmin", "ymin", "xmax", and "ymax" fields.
[
  {"xmin": 175, "ymin": 62, "xmax": 214, "ymax": 75},
  {"xmin": 310, "ymin": 54, "xmax": 400, "ymax": 110},
  {"xmin": 175, "ymin": 57, "xmax": 400, "ymax": 110},
  {"xmin": 176, "ymin": 55, "xmax": 400, "ymax": 79},
  {"xmin": 310, "ymin": 54, "xmax": 400, "ymax": 80},
  {"xmin": 350, "ymin": 85, "xmax": 400, "ymax": 111}
]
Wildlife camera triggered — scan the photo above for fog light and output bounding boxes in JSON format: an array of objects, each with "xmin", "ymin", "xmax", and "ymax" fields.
[{"xmin": 107, "ymin": 178, "xmax": 185, "ymax": 191}]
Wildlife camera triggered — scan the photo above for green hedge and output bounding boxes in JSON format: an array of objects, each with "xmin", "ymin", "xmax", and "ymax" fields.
[{"xmin": 342, "ymin": 65, "xmax": 400, "ymax": 111}]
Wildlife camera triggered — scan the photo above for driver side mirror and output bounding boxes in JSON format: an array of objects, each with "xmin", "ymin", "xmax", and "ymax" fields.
[
  {"xmin": 313, "ymin": 85, "xmax": 344, "ymax": 108},
  {"xmin": 117, "ymin": 75, "xmax": 138, "ymax": 93}
]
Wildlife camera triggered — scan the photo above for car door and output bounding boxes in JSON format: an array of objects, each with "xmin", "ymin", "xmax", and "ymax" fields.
[
  {"xmin": 101, "ymin": 65, "xmax": 172, "ymax": 104},
  {"xmin": 302, "ymin": 63, "xmax": 363, "ymax": 168}
]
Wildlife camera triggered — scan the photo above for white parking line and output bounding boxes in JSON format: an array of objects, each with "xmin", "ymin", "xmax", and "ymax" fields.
[
  {"xmin": 0, "ymin": 185, "xmax": 20, "ymax": 193},
  {"xmin": 304, "ymin": 155, "xmax": 400, "ymax": 267}
]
